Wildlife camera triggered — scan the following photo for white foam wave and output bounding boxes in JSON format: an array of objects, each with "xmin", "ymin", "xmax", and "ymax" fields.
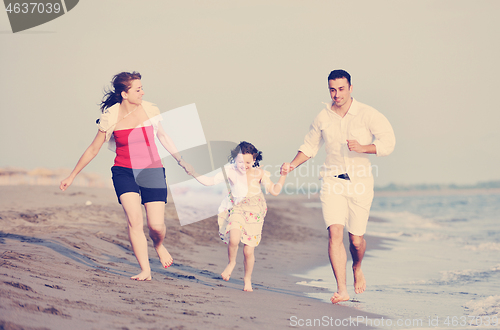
[
  {"xmin": 464, "ymin": 242, "xmax": 500, "ymax": 251},
  {"xmin": 410, "ymin": 232, "xmax": 449, "ymax": 242},
  {"xmin": 368, "ymin": 231, "xmax": 405, "ymax": 238},
  {"xmin": 438, "ymin": 265, "xmax": 500, "ymax": 285},
  {"xmin": 370, "ymin": 211, "xmax": 442, "ymax": 229},
  {"xmin": 440, "ymin": 269, "xmax": 482, "ymax": 284},
  {"xmin": 464, "ymin": 295, "xmax": 500, "ymax": 316}
]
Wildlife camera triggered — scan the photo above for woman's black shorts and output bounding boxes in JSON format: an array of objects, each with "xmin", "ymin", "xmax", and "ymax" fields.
[{"xmin": 111, "ymin": 166, "xmax": 167, "ymax": 205}]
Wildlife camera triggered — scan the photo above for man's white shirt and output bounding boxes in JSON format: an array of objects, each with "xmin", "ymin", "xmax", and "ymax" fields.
[{"xmin": 299, "ymin": 98, "xmax": 395, "ymax": 182}]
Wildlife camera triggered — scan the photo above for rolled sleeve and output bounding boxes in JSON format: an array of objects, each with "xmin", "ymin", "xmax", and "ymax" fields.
[
  {"xmin": 370, "ymin": 112, "xmax": 396, "ymax": 157},
  {"xmin": 149, "ymin": 105, "xmax": 163, "ymax": 121},
  {"xmin": 96, "ymin": 112, "xmax": 109, "ymax": 133},
  {"xmin": 298, "ymin": 116, "xmax": 324, "ymax": 158}
]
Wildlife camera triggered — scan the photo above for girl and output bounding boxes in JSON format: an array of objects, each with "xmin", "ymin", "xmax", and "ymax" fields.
[
  {"xmin": 191, "ymin": 141, "xmax": 287, "ymax": 291},
  {"xmin": 60, "ymin": 72, "xmax": 191, "ymax": 281}
]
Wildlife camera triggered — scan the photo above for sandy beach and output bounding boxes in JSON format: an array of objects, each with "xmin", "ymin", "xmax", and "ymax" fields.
[{"xmin": 0, "ymin": 185, "xmax": 386, "ymax": 329}]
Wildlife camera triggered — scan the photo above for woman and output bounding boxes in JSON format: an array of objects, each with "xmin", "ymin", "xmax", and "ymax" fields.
[{"xmin": 60, "ymin": 71, "xmax": 191, "ymax": 281}]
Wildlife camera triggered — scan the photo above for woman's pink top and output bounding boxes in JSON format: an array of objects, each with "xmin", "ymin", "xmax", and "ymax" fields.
[{"xmin": 113, "ymin": 126, "xmax": 162, "ymax": 169}]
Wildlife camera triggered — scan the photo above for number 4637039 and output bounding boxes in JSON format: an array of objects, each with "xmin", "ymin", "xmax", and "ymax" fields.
[
  {"xmin": 5, "ymin": 2, "xmax": 62, "ymax": 14},
  {"xmin": 443, "ymin": 315, "xmax": 498, "ymax": 327}
]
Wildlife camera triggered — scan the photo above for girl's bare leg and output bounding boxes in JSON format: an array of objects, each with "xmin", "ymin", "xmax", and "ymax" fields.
[
  {"xmin": 120, "ymin": 193, "xmax": 151, "ymax": 281},
  {"xmin": 243, "ymin": 244, "xmax": 255, "ymax": 292},
  {"xmin": 144, "ymin": 201, "xmax": 173, "ymax": 268},
  {"xmin": 221, "ymin": 229, "xmax": 240, "ymax": 281}
]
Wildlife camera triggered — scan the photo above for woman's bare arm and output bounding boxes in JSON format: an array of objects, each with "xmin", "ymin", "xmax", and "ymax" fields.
[{"xmin": 60, "ymin": 130, "xmax": 106, "ymax": 191}]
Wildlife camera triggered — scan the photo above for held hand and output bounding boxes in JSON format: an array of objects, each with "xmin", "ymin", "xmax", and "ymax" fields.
[
  {"xmin": 179, "ymin": 160, "xmax": 194, "ymax": 175},
  {"xmin": 280, "ymin": 163, "xmax": 290, "ymax": 175},
  {"xmin": 347, "ymin": 140, "xmax": 365, "ymax": 153},
  {"xmin": 59, "ymin": 177, "xmax": 73, "ymax": 191},
  {"xmin": 280, "ymin": 163, "xmax": 295, "ymax": 175},
  {"xmin": 184, "ymin": 163, "xmax": 195, "ymax": 176}
]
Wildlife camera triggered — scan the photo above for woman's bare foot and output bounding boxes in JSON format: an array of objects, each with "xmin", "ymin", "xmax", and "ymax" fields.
[
  {"xmin": 155, "ymin": 245, "xmax": 173, "ymax": 268},
  {"xmin": 130, "ymin": 270, "xmax": 152, "ymax": 281},
  {"xmin": 353, "ymin": 267, "xmax": 366, "ymax": 294},
  {"xmin": 243, "ymin": 277, "xmax": 253, "ymax": 292},
  {"xmin": 221, "ymin": 261, "xmax": 236, "ymax": 281},
  {"xmin": 330, "ymin": 291, "xmax": 350, "ymax": 304}
]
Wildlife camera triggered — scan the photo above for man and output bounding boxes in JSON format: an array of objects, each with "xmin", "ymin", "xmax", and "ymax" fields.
[{"xmin": 281, "ymin": 70, "xmax": 395, "ymax": 303}]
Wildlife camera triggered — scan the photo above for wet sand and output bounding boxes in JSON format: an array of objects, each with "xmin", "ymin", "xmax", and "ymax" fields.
[{"xmin": 0, "ymin": 185, "xmax": 383, "ymax": 329}]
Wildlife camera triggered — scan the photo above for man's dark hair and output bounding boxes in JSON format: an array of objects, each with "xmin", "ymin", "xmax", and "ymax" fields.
[{"xmin": 327, "ymin": 70, "xmax": 351, "ymax": 86}]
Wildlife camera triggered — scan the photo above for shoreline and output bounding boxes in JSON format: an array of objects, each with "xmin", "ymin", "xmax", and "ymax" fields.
[
  {"xmin": 374, "ymin": 187, "xmax": 500, "ymax": 197},
  {"xmin": 0, "ymin": 185, "xmax": 385, "ymax": 329}
]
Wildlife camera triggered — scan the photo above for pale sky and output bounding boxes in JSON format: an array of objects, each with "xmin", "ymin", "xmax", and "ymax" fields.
[{"xmin": 1, "ymin": 0, "xmax": 499, "ymax": 187}]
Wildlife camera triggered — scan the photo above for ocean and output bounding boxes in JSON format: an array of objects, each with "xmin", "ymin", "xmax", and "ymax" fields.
[{"xmin": 297, "ymin": 191, "xmax": 500, "ymax": 329}]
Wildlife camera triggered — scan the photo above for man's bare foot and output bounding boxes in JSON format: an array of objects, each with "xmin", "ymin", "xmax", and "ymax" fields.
[
  {"xmin": 243, "ymin": 277, "xmax": 253, "ymax": 292},
  {"xmin": 156, "ymin": 245, "xmax": 173, "ymax": 268},
  {"xmin": 131, "ymin": 271, "xmax": 152, "ymax": 281},
  {"xmin": 221, "ymin": 262, "xmax": 236, "ymax": 281},
  {"xmin": 330, "ymin": 291, "xmax": 350, "ymax": 304},
  {"xmin": 353, "ymin": 267, "xmax": 366, "ymax": 294}
]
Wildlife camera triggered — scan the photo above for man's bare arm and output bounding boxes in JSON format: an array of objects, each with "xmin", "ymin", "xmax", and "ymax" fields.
[
  {"xmin": 281, "ymin": 151, "xmax": 311, "ymax": 174},
  {"xmin": 347, "ymin": 140, "xmax": 376, "ymax": 154}
]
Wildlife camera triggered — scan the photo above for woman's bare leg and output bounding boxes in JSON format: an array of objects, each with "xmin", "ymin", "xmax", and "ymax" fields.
[
  {"xmin": 221, "ymin": 229, "xmax": 240, "ymax": 281},
  {"xmin": 144, "ymin": 201, "xmax": 173, "ymax": 268},
  {"xmin": 243, "ymin": 244, "xmax": 255, "ymax": 292},
  {"xmin": 120, "ymin": 192, "xmax": 151, "ymax": 281}
]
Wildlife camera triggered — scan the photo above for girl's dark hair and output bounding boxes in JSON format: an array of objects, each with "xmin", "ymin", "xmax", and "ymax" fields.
[
  {"xmin": 229, "ymin": 141, "xmax": 262, "ymax": 167},
  {"xmin": 100, "ymin": 71, "xmax": 142, "ymax": 112}
]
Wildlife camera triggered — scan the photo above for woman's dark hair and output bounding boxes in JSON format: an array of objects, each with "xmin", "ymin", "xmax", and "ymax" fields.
[
  {"xmin": 100, "ymin": 71, "xmax": 142, "ymax": 112},
  {"xmin": 229, "ymin": 141, "xmax": 262, "ymax": 167}
]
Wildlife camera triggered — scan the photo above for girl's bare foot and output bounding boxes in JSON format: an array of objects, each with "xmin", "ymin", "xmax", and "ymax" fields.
[
  {"xmin": 155, "ymin": 245, "xmax": 173, "ymax": 268},
  {"xmin": 353, "ymin": 267, "xmax": 366, "ymax": 294},
  {"xmin": 243, "ymin": 277, "xmax": 253, "ymax": 292},
  {"xmin": 330, "ymin": 291, "xmax": 349, "ymax": 304},
  {"xmin": 131, "ymin": 270, "xmax": 152, "ymax": 281},
  {"xmin": 221, "ymin": 262, "xmax": 236, "ymax": 281}
]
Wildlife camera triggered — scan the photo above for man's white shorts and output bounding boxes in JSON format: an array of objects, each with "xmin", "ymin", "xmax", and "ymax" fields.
[{"xmin": 320, "ymin": 176, "xmax": 374, "ymax": 236}]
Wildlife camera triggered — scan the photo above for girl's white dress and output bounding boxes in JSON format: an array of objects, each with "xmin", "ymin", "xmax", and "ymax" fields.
[{"xmin": 216, "ymin": 166, "xmax": 271, "ymax": 247}]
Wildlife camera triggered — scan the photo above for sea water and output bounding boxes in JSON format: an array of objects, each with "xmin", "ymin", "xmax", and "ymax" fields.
[{"xmin": 296, "ymin": 191, "xmax": 500, "ymax": 328}]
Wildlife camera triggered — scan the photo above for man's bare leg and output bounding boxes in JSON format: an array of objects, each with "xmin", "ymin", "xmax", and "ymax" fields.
[
  {"xmin": 328, "ymin": 224, "xmax": 349, "ymax": 303},
  {"xmin": 221, "ymin": 229, "xmax": 240, "ymax": 281},
  {"xmin": 349, "ymin": 233, "xmax": 366, "ymax": 294}
]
